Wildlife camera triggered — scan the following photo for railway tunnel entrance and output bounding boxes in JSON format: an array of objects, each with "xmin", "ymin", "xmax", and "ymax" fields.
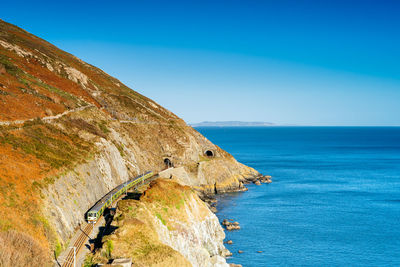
[
  {"xmin": 164, "ymin": 158, "xmax": 173, "ymax": 168},
  {"xmin": 204, "ymin": 150, "xmax": 214, "ymax": 157}
]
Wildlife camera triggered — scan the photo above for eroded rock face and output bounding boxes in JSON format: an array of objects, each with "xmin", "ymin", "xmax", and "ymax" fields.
[
  {"xmin": 93, "ymin": 180, "xmax": 231, "ymax": 267},
  {"xmin": 152, "ymin": 194, "xmax": 230, "ymax": 267},
  {"xmin": 42, "ymin": 138, "xmax": 130, "ymax": 241}
]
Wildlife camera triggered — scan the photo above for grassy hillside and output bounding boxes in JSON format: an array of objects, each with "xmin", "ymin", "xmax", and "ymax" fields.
[{"xmin": 0, "ymin": 19, "xmax": 258, "ymax": 265}]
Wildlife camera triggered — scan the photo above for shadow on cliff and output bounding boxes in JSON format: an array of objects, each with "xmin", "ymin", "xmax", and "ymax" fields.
[
  {"xmin": 90, "ymin": 208, "xmax": 119, "ymax": 251},
  {"xmin": 121, "ymin": 191, "xmax": 142, "ymax": 200}
]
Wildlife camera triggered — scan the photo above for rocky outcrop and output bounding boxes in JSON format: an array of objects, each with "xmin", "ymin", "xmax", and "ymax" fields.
[
  {"xmin": 152, "ymin": 193, "xmax": 230, "ymax": 267},
  {"xmin": 93, "ymin": 180, "xmax": 231, "ymax": 267},
  {"xmin": 222, "ymin": 219, "xmax": 241, "ymax": 231}
]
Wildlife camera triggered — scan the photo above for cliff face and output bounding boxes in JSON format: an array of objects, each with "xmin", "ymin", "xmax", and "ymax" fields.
[
  {"xmin": 92, "ymin": 180, "xmax": 230, "ymax": 267},
  {"xmin": 0, "ymin": 19, "xmax": 259, "ymax": 264}
]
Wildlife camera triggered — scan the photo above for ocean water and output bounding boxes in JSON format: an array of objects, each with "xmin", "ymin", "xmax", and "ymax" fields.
[{"xmin": 195, "ymin": 127, "xmax": 400, "ymax": 267}]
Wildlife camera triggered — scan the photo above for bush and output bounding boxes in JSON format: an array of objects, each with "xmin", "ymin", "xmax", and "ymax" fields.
[{"xmin": 105, "ymin": 239, "xmax": 114, "ymax": 259}]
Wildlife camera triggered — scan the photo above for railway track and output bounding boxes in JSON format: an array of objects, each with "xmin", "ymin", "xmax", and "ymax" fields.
[
  {"xmin": 58, "ymin": 173, "xmax": 157, "ymax": 267},
  {"xmin": 62, "ymin": 223, "xmax": 93, "ymax": 267}
]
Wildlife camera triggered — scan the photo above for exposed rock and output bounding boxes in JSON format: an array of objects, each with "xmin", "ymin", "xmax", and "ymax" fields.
[
  {"xmin": 238, "ymin": 250, "xmax": 244, "ymax": 254},
  {"xmin": 110, "ymin": 258, "xmax": 132, "ymax": 267},
  {"xmin": 257, "ymin": 251, "xmax": 263, "ymax": 253},
  {"xmin": 45, "ymin": 108, "xmax": 53, "ymax": 116},
  {"xmin": 64, "ymin": 66, "xmax": 88, "ymax": 86},
  {"xmin": 261, "ymin": 175, "xmax": 272, "ymax": 183},
  {"xmin": 151, "ymin": 183, "xmax": 230, "ymax": 267},
  {"xmin": 229, "ymin": 264, "xmax": 243, "ymax": 267},
  {"xmin": 0, "ymin": 39, "xmax": 33, "ymax": 57},
  {"xmin": 222, "ymin": 220, "xmax": 240, "ymax": 230},
  {"xmin": 226, "ymin": 240, "xmax": 233, "ymax": 244},
  {"xmin": 94, "ymin": 180, "xmax": 230, "ymax": 267},
  {"xmin": 226, "ymin": 224, "xmax": 241, "ymax": 230},
  {"xmin": 210, "ymin": 206, "xmax": 218, "ymax": 213}
]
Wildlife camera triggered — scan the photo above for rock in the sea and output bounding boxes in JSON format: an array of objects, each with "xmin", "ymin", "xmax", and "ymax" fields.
[
  {"xmin": 226, "ymin": 240, "xmax": 233, "ymax": 244},
  {"xmin": 223, "ymin": 220, "xmax": 241, "ymax": 230},
  {"xmin": 238, "ymin": 250, "xmax": 244, "ymax": 254},
  {"xmin": 226, "ymin": 224, "xmax": 241, "ymax": 230},
  {"xmin": 261, "ymin": 175, "xmax": 272, "ymax": 183},
  {"xmin": 257, "ymin": 251, "xmax": 263, "ymax": 253},
  {"xmin": 229, "ymin": 264, "xmax": 243, "ymax": 267},
  {"xmin": 254, "ymin": 180, "xmax": 261, "ymax": 185},
  {"xmin": 224, "ymin": 250, "xmax": 233, "ymax": 257}
]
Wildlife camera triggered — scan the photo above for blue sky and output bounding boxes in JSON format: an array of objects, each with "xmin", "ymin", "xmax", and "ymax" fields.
[{"xmin": 2, "ymin": 0, "xmax": 400, "ymax": 125}]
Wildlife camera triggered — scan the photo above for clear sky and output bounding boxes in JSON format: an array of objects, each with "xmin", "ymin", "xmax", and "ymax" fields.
[{"xmin": 2, "ymin": 0, "xmax": 400, "ymax": 125}]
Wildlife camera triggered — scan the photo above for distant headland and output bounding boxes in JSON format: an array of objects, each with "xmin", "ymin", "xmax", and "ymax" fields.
[{"xmin": 190, "ymin": 121, "xmax": 276, "ymax": 127}]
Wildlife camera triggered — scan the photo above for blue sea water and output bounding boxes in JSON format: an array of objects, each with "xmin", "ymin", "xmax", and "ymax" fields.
[{"xmin": 195, "ymin": 127, "xmax": 400, "ymax": 267}]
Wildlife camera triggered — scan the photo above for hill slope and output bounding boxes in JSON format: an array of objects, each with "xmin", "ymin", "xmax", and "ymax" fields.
[{"xmin": 0, "ymin": 19, "xmax": 260, "ymax": 265}]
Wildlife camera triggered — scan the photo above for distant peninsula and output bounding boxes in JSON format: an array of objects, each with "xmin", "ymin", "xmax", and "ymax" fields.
[{"xmin": 190, "ymin": 121, "xmax": 276, "ymax": 127}]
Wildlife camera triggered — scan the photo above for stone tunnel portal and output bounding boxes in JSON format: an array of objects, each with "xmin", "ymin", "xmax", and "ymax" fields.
[
  {"xmin": 164, "ymin": 158, "xmax": 173, "ymax": 168},
  {"xmin": 205, "ymin": 150, "xmax": 214, "ymax": 157}
]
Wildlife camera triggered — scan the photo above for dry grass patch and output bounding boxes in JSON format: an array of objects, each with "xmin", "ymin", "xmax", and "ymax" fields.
[
  {"xmin": 0, "ymin": 230, "xmax": 51, "ymax": 267},
  {"xmin": 94, "ymin": 215, "xmax": 190, "ymax": 267}
]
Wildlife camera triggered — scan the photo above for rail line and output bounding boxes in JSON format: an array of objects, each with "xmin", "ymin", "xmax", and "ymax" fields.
[
  {"xmin": 62, "ymin": 223, "xmax": 93, "ymax": 267},
  {"xmin": 58, "ymin": 172, "xmax": 157, "ymax": 267}
]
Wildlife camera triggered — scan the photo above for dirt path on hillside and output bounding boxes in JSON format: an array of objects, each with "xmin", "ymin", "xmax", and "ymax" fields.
[{"xmin": 0, "ymin": 104, "xmax": 94, "ymax": 126}]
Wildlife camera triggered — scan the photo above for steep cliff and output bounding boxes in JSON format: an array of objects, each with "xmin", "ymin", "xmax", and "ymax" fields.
[
  {"xmin": 0, "ymin": 19, "xmax": 259, "ymax": 264},
  {"xmin": 91, "ymin": 179, "xmax": 230, "ymax": 267}
]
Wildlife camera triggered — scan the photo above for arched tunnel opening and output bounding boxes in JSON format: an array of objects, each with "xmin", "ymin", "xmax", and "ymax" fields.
[
  {"xmin": 164, "ymin": 158, "xmax": 173, "ymax": 168},
  {"xmin": 205, "ymin": 150, "xmax": 214, "ymax": 157}
]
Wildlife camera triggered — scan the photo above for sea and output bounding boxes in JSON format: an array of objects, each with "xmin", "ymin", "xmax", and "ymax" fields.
[{"xmin": 195, "ymin": 127, "xmax": 400, "ymax": 267}]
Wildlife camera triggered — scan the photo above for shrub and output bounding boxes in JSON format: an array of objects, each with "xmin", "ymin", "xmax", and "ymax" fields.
[{"xmin": 105, "ymin": 239, "xmax": 114, "ymax": 259}]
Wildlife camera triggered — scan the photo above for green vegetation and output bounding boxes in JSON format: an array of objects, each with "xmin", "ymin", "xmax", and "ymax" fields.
[
  {"xmin": 35, "ymin": 77, "xmax": 86, "ymax": 106},
  {"xmin": 156, "ymin": 213, "xmax": 166, "ymax": 226},
  {"xmin": 105, "ymin": 239, "xmax": 114, "ymax": 259},
  {"xmin": 113, "ymin": 141, "xmax": 125, "ymax": 157},
  {"xmin": 0, "ymin": 119, "xmax": 92, "ymax": 170},
  {"xmin": 98, "ymin": 120, "xmax": 110, "ymax": 134},
  {"xmin": 0, "ymin": 54, "xmax": 20, "ymax": 76},
  {"xmin": 0, "ymin": 217, "xmax": 13, "ymax": 231},
  {"xmin": 17, "ymin": 78, "xmax": 53, "ymax": 102},
  {"xmin": 175, "ymin": 198, "xmax": 185, "ymax": 210},
  {"xmin": 83, "ymin": 254, "xmax": 96, "ymax": 267},
  {"xmin": 54, "ymin": 239, "xmax": 63, "ymax": 258},
  {"xmin": 0, "ymin": 89, "xmax": 10, "ymax": 95},
  {"xmin": 66, "ymin": 118, "xmax": 106, "ymax": 139}
]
